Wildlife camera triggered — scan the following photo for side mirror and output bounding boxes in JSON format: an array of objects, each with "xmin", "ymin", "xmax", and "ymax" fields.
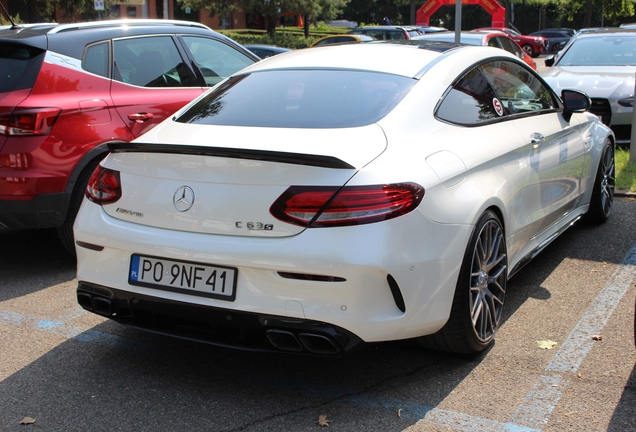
[
  {"xmin": 544, "ymin": 55, "xmax": 555, "ymax": 67},
  {"xmin": 561, "ymin": 89, "xmax": 591, "ymax": 122}
]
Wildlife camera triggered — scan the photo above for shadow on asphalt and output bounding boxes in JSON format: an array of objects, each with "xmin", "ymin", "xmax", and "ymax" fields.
[
  {"xmin": 0, "ymin": 228, "xmax": 75, "ymax": 302},
  {"xmin": 1, "ymin": 200, "xmax": 635, "ymax": 430},
  {"xmin": 608, "ymin": 361, "xmax": 636, "ymax": 431}
]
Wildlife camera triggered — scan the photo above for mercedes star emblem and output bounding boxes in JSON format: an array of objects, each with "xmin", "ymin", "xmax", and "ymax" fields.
[{"xmin": 173, "ymin": 186, "xmax": 195, "ymax": 212}]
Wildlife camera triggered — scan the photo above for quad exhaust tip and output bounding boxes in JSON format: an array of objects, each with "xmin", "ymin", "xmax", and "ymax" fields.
[
  {"xmin": 77, "ymin": 292, "xmax": 113, "ymax": 317},
  {"xmin": 266, "ymin": 329, "xmax": 341, "ymax": 355}
]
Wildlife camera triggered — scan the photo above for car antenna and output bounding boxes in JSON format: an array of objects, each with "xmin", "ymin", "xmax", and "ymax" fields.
[{"xmin": 0, "ymin": 2, "xmax": 22, "ymax": 29}]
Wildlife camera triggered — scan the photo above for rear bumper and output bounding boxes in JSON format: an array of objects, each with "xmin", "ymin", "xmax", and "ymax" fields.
[
  {"xmin": 0, "ymin": 192, "xmax": 69, "ymax": 229},
  {"xmin": 77, "ymin": 281, "xmax": 364, "ymax": 356},
  {"xmin": 74, "ymin": 201, "xmax": 470, "ymax": 345}
]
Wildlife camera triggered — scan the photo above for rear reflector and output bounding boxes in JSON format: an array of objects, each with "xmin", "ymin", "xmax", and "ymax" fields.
[
  {"xmin": 278, "ymin": 272, "xmax": 346, "ymax": 282},
  {"xmin": 0, "ymin": 108, "xmax": 62, "ymax": 136},
  {"xmin": 86, "ymin": 165, "xmax": 121, "ymax": 205},
  {"xmin": 270, "ymin": 183, "xmax": 424, "ymax": 227}
]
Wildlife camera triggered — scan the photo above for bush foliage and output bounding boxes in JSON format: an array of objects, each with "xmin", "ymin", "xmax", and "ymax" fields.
[{"xmin": 220, "ymin": 26, "xmax": 348, "ymax": 49}]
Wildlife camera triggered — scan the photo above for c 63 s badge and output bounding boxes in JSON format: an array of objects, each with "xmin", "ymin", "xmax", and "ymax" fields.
[{"xmin": 236, "ymin": 222, "xmax": 274, "ymax": 230}]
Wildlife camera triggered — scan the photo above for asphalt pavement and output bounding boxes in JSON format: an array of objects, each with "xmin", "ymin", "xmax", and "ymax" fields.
[{"xmin": 0, "ymin": 202, "xmax": 635, "ymax": 431}]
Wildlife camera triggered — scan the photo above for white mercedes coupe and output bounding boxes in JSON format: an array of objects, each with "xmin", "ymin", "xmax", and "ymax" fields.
[{"xmin": 74, "ymin": 41, "xmax": 615, "ymax": 356}]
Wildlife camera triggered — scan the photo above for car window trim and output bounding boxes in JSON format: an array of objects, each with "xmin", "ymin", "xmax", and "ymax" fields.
[
  {"xmin": 82, "ymin": 39, "xmax": 112, "ymax": 79},
  {"xmin": 433, "ymin": 56, "xmax": 563, "ymax": 127}
]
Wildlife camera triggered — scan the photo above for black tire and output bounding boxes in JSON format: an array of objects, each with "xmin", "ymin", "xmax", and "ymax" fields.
[
  {"xmin": 57, "ymin": 161, "xmax": 99, "ymax": 255},
  {"xmin": 584, "ymin": 139, "xmax": 615, "ymax": 225},
  {"xmin": 522, "ymin": 44, "xmax": 535, "ymax": 57},
  {"xmin": 418, "ymin": 210, "xmax": 507, "ymax": 355}
]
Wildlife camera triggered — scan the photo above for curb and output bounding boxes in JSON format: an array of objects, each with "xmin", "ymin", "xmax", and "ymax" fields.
[{"xmin": 615, "ymin": 191, "xmax": 636, "ymax": 198}]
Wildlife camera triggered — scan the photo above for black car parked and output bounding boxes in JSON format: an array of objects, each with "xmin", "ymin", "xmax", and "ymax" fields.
[{"xmin": 530, "ymin": 29, "xmax": 572, "ymax": 52}]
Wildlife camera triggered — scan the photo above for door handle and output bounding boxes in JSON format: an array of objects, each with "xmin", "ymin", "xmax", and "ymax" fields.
[
  {"xmin": 128, "ymin": 112, "xmax": 154, "ymax": 123},
  {"xmin": 530, "ymin": 132, "xmax": 545, "ymax": 148}
]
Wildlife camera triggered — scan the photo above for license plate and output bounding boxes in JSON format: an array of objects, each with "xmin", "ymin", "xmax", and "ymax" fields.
[{"xmin": 129, "ymin": 254, "xmax": 237, "ymax": 301}]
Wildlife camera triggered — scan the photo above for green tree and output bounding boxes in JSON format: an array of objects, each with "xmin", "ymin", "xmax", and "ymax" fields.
[
  {"xmin": 285, "ymin": 0, "xmax": 349, "ymax": 36},
  {"xmin": 342, "ymin": 0, "xmax": 410, "ymax": 26},
  {"xmin": 180, "ymin": 0, "xmax": 280, "ymax": 36},
  {"xmin": 15, "ymin": 0, "xmax": 122, "ymax": 22}
]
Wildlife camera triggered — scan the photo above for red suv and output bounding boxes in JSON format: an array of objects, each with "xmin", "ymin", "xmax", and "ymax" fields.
[
  {"xmin": 0, "ymin": 19, "xmax": 257, "ymax": 252},
  {"xmin": 474, "ymin": 27, "xmax": 548, "ymax": 57}
]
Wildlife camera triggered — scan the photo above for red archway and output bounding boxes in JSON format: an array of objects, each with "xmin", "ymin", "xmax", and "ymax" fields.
[{"xmin": 417, "ymin": 0, "xmax": 505, "ymax": 27}]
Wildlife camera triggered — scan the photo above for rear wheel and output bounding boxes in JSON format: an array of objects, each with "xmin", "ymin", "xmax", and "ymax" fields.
[
  {"xmin": 522, "ymin": 43, "xmax": 535, "ymax": 57},
  {"xmin": 418, "ymin": 210, "xmax": 507, "ymax": 354},
  {"xmin": 57, "ymin": 161, "xmax": 99, "ymax": 255},
  {"xmin": 584, "ymin": 139, "xmax": 615, "ymax": 225}
]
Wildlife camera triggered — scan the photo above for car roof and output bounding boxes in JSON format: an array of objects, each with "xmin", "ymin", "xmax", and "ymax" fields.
[
  {"xmin": 412, "ymin": 31, "xmax": 504, "ymax": 44},
  {"xmin": 234, "ymin": 41, "xmax": 507, "ymax": 79},
  {"xmin": 318, "ymin": 34, "xmax": 376, "ymax": 41},
  {"xmin": 352, "ymin": 25, "xmax": 414, "ymax": 31},
  {"xmin": 0, "ymin": 19, "xmax": 231, "ymax": 59},
  {"xmin": 244, "ymin": 44, "xmax": 291, "ymax": 50}
]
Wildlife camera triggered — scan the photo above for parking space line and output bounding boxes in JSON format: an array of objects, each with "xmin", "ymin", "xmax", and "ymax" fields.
[
  {"xmin": 346, "ymin": 394, "xmax": 541, "ymax": 432},
  {"xmin": 505, "ymin": 243, "xmax": 636, "ymax": 430},
  {"xmin": 547, "ymin": 248, "xmax": 636, "ymax": 373}
]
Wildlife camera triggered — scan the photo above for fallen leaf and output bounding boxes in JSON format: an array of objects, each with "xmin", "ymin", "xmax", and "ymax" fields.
[
  {"xmin": 20, "ymin": 417, "xmax": 36, "ymax": 425},
  {"xmin": 318, "ymin": 414, "xmax": 331, "ymax": 427},
  {"xmin": 592, "ymin": 335, "xmax": 603, "ymax": 341},
  {"xmin": 537, "ymin": 340, "xmax": 558, "ymax": 350}
]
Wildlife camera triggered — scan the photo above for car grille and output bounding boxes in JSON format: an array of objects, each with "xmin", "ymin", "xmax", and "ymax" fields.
[{"xmin": 589, "ymin": 98, "xmax": 611, "ymax": 125}]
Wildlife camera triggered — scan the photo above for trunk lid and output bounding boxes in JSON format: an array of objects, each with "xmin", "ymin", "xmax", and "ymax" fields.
[{"xmin": 100, "ymin": 123, "xmax": 387, "ymax": 237}]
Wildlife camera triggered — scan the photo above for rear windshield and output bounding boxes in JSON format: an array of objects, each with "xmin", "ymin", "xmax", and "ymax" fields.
[
  {"xmin": 176, "ymin": 70, "xmax": 416, "ymax": 128},
  {"xmin": 0, "ymin": 44, "xmax": 45, "ymax": 93}
]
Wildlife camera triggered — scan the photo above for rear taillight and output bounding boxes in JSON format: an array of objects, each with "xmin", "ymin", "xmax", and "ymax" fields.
[
  {"xmin": 270, "ymin": 183, "xmax": 424, "ymax": 227},
  {"xmin": 0, "ymin": 108, "xmax": 62, "ymax": 136},
  {"xmin": 86, "ymin": 165, "xmax": 121, "ymax": 205}
]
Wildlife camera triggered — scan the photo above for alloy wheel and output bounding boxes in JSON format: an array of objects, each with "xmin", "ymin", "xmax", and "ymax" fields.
[
  {"xmin": 469, "ymin": 219, "xmax": 507, "ymax": 342},
  {"xmin": 599, "ymin": 144, "xmax": 615, "ymax": 217}
]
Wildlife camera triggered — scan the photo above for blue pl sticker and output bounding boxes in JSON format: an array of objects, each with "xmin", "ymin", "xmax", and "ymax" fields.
[{"xmin": 130, "ymin": 255, "xmax": 140, "ymax": 281}]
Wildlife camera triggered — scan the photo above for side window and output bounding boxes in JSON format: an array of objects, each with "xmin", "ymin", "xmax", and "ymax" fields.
[
  {"xmin": 182, "ymin": 36, "xmax": 255, "ymax": 87},
  {"xmin": 497, "ymin": 37, "xmax": 521, "ymax": 58},
  {"xmin": 113, "ymin": 36, "xmax": 190, "ymax": 88},
  {"xmin": 83, "ymin": 42, "xmax": 109, "ymax": 78},
  {"xmin": 436, "ymin": 67, "xmax": 502, "ymax": 125},
  {"xmin": 487, "ymin": 38, "xmax": 500, "ymax": 48},
  {"xmin": 480, "ymin": 60, "xmax": 558, "ymax": 114}
]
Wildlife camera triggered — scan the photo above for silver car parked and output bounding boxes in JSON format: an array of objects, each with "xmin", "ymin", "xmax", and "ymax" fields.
[{"xmin": 541, "ymin": 29, "xmax": 636, "ymax": 146}]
